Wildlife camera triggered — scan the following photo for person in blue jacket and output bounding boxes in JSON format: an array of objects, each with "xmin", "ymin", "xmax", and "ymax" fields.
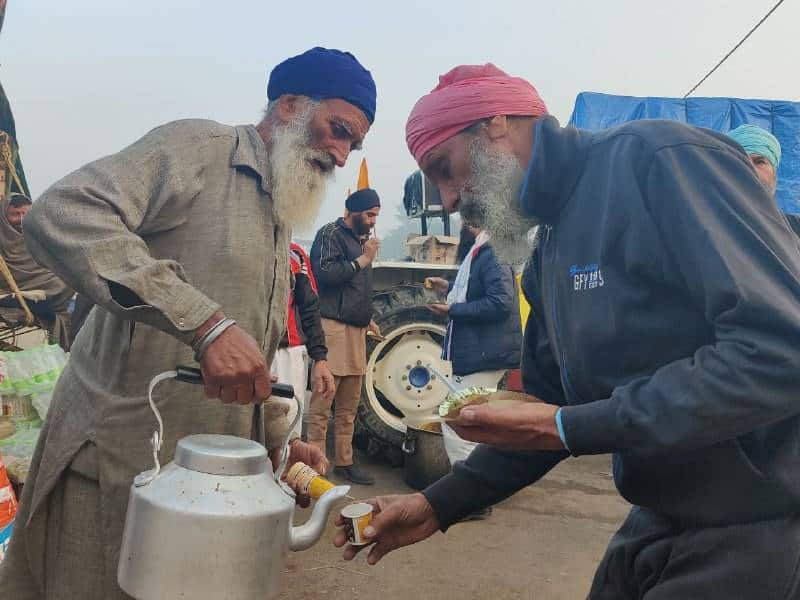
[
  {"xmin": 428, "ymin": 224, "xmax": 521, "ymax": 388},
  {"xmin": 335, "ymin": 64, "xmax": 800, "ymax": 599}
]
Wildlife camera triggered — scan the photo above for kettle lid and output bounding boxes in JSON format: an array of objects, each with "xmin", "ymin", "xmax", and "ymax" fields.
[{"xmin": 174, "ymin": 434, "xmax": 268, "ymax": 476}]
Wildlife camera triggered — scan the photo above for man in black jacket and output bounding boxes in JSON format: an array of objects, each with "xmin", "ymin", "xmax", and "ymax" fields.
[
  {"xmin": 309, "ymin": 188, "xmax": 381, "ymax": 485},
  {"xmin": 334, "ymin": 64, "xmax": 800, "ymax": 599}
]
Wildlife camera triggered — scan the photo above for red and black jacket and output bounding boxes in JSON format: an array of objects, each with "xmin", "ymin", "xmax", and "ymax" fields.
[{"xmin": 280, "ymin": 243, "xmax": 327, "ymax": 361}]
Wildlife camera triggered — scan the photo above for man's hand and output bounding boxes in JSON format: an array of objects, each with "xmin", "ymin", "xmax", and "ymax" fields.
[
  {"xmin": 355, "ymin": 238, "xmax": 380, "ymax": 270},
  {"xmin": 367, "ymin": 320, "xmax": 383, "ymax": 339},
  {"xmin": 428, "ymin": 303, "xmax": 450, "ymax": 317},
  {"xmin": 449, "ymin": 402, "xmax": 564, "ymax": 450},
  {"xmin": 333, "ymin": 493, "xmax": 440, "ymax": 565},
  {"xmin": 363, "ymin": 238, "xmax": 380, "ymax": 262},
  {"xmin": 425, "ymin": 277, "xmax": 449, "ymax": 296},
  {"xmin": 312, "ymin": 360, "xmax": 335, "ymax": 401},
  {"xmin": 271, "ymin": 439, "xmax": 330, "ymax": 507},
  {"xmin": 197, "ymin": 313, "xmax": 272, "ymax": 404},
  {"xmin": 271, "ymin": 438, "xmax": 329, "ymax": 476}
]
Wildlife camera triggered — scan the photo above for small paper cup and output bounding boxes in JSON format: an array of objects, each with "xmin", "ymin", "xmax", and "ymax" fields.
[{"xmin": 340, "ymin": 502, "xmax": 373, "ymax": 546}]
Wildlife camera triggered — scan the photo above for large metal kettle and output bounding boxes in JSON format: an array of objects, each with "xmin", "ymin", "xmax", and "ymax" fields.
[{"xmin": 117, "ymin": 367, "xmax": 351, "ymax": 600}]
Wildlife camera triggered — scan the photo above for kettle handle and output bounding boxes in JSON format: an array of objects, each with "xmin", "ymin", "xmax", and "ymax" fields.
[
  {"xmin": 174, "ymin": 366, "xmax": 302, "ymax": 486},
  {"xmin": 174, "ymin": 366, "xmax": 295, "ymax": 398},
  {"xmin": 139, "ymin": 368, "xmax": 299, "ymax": 488}
]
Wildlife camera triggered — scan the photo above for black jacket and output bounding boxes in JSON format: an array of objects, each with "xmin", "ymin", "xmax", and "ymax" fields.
[
  {"xmin": 446, "ymin": 244, "xmax": 521, "ymax": 376},
  {"xmin": 425, "ymin": 116, "xmax": 800, "ymax": 529},
  {"xmin": 310, "ymin": 218, "xmax": 373, "ymax": 327}
]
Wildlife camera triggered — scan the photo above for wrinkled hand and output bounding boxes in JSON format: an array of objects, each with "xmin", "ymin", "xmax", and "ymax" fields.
[
  {"xmin": 198, "ymin": 313, "xmax": 272, "ymax": 404},
  {"xmin": 363, "ymin": 238, "xmax": 380, "ymax": 262},
  {"xmin": 334, "ymin": 493, "xmax": 440, "ymax": 565},
  {"xmin": 272, "ymin": 438, "xmax": 329, "ymax": 476},
  {"xmin": 428, "ymin": 303, "xmax": 450, "ymax": 316},
  {"xmin": 270, "ymin": 439, "xmax": 330, "ymax": 507},
  {"xmin": 425, "ymin": 277, "xmax": 449, "ymax": 296},
  {"xmin": 449, "ymin": 402, "xmax": 564, "ymax": 450},
  {"xmin": 312, "ymin": 360, "xmax": 335, "ymax": 401}
]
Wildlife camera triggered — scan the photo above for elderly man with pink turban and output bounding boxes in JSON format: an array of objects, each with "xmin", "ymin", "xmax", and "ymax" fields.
[{"xmin": 334, "ymin": 64, "xmax": 800, "ymax": 599}]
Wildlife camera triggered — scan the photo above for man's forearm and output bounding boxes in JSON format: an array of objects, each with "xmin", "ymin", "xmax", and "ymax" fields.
[{"xmin": 423, "ymin": 445, "xmax": 568, "ymax": 530}]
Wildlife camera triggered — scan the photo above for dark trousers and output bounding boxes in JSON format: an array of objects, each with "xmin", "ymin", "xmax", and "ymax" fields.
[{"xmin": 590, "ymin": 506, "xmax": 800, "ymax": 599}]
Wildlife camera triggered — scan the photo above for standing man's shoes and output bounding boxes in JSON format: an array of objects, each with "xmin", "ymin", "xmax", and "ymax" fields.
[{"xmin": 333, "ymin": 463, "xmax": 375, "ymax": 485}]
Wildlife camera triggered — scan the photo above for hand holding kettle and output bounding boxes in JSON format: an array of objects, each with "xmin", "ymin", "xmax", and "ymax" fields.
[{"xmin": 194, "ymin": 311, "xmax": 273, "ymax": 404}]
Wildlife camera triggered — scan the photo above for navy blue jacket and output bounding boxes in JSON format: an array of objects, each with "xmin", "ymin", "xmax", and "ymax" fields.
[
  {"xmin": 425, "ymin": 116, "xmax": 800, "ymax": 529},
  {"xmin": 446, "ymin": 244, "xmax": 521, "ymax": 376}
]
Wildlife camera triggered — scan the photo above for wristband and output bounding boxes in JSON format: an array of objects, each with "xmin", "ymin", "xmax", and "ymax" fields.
[{"xmin": 193, "ymin": 317, "xmax": 237, "ymax": 362}]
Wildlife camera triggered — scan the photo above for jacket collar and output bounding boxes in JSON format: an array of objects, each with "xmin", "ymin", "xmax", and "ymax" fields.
[
  {"xmin": 336, "ymin": 217, "xmax": 362, "ymax": 242},
  {"xmin": 519, "ymin": 116, "xmax": 594, "ymax": 224},
  {"xmin": 231, "ymin": 124, "xmax": 272, "ymax": 194}
]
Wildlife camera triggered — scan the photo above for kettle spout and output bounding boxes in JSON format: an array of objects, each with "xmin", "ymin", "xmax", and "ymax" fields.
[{"xmin": 288, "ymin": 485, "xmax": 351, "ymax": 551}]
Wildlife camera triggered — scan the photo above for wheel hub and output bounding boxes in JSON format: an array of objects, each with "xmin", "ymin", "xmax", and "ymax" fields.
[
  {"xmin": 407, "ymin": 365, "xmax": 431, "ymax": 388},
  {"xmin": 365, "ymin": 322, "xmax": 451, "ymax": 433}
]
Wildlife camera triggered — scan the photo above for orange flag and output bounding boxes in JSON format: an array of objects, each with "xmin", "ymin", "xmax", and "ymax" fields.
[{"xmin": 357, "ymin": 158, "xmax": 369, "ymax": 190}]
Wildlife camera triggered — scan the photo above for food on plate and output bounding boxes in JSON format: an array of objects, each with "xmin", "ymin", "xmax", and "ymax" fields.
[
  {"xmin": 437, "ymin": 387, "xmax": 495, "ymax": 419},
  {"xmin": 417, "ymin": 421, "xmax": 442, "ymax": 433}
]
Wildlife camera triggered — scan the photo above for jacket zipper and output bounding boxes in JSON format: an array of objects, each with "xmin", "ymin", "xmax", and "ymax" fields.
[
  {"xmin": 543, "ymin": 225, "xmax": 582, "ymax": 404},
  {"xmin": 337, "ymin": 288, "xmax": 344, "ymax": 321}
]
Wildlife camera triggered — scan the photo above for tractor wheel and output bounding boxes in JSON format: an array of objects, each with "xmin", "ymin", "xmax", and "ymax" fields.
[{"xmin": 355, "ymin": 285, "xmax": 452, "ymax": 466}]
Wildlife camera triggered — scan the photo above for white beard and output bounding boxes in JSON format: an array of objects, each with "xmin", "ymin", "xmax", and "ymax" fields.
[
  {"xmin": 458, "ymin": 137, "xmax": 538, "ymax": 265},
  {"xmin": 268, "ymin": 106, "xmax": 334, "ymax": 231}
]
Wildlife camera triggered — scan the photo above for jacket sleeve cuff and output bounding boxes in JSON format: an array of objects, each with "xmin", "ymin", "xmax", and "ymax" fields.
[
  {"xmin": 447, "ymin": 303, "xmax": 465, "ymax": 319},
  {"xmin": 96, "ymin": 258, "xmax": 221, "ymax": 346},
  {"xmin": 309, "ymin": 347, "xmax": 328, "ymax": 361},
  {"xmin": 422, "ymin": 471, "xmax": 494, "ymax": 531},
  {"xmin": 559, "ymin": 398, "xmax": 621, "ymax": 456},
  {"xmin": 555, "ymin": 407, "xmax": 570, "ymax": 452}
]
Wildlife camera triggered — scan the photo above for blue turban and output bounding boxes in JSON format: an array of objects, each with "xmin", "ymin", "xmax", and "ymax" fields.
[
  {"xmin": 728, "ymin": 124, "xmax": 781, "ymax": 170},
  {"xmin": 268, "ymin": 47, "xmax": 377, "ymax": 124}
]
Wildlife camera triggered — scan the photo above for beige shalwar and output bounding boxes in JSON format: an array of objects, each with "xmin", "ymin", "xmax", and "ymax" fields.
[
  {"xmin": 306, "ymin": 318, "xmax": 366, "ymax": 466},
  {"xmin": 0, "ymin": 119, "xmax": 292, "ymax": 599}
]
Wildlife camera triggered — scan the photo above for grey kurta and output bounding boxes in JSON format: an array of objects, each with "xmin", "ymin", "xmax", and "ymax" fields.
[{"xmin": 0, "ymin": 119, "xmax": 292, "ymax": 597}]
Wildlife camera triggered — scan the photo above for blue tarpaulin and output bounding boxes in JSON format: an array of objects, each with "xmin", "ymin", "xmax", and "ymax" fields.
[{"xmin": 569, "ymin": 92, "xmax": 800, "ymax": 214}]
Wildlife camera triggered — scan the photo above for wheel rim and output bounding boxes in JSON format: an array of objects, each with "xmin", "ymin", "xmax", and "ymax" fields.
[{"xmin": 365, "ymin": 322, "xmax": 452, "ymax": 434}]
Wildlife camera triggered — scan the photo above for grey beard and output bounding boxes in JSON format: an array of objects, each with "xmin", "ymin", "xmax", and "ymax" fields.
[
  {"xmin": 268, "ymin": 104, "xmax": 334, "ymax": 231},
  {"xmin": 459, "ymin": 137, "xmax": 538, "ymax": 265}
]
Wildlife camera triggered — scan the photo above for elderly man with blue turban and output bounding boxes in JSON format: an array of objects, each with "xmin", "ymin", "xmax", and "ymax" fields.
[
  {"xmin": 0, "ymin": 47, "xmax": 376, "ymax": 600},
  {"xmin": 728, "ymin": 124, "xmax": 781, "ymax": 196}
]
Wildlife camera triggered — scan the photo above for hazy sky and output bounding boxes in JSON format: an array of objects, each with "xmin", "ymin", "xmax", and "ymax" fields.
[{"xmin": 1, "ymin": 0, "xmax": 798, "ymax": 235}]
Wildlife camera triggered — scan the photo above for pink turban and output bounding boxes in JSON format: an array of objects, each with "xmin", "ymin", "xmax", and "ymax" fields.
[{"xmin": 405, "ymin": 64, "xmax": 548, "ymax": 162}]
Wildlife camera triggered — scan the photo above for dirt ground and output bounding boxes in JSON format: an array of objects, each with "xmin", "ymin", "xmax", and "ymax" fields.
[{"xmin": 279, "ymin": 453, "xmax": 630, "ymax": 600}]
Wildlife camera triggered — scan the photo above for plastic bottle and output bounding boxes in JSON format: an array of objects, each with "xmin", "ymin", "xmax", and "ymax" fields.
[{"xmin": 0, "ymin": 453, "xmax": 18, "ymax": 563}]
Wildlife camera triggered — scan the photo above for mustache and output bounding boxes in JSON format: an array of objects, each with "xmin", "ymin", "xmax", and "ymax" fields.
[
  {"xmin": 307, "ymin": 149, "xmax": 336, "ymax": 174},
  {"xmin": 458, "ymin": 194, "xmax": 485, "ymax": 228}
]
